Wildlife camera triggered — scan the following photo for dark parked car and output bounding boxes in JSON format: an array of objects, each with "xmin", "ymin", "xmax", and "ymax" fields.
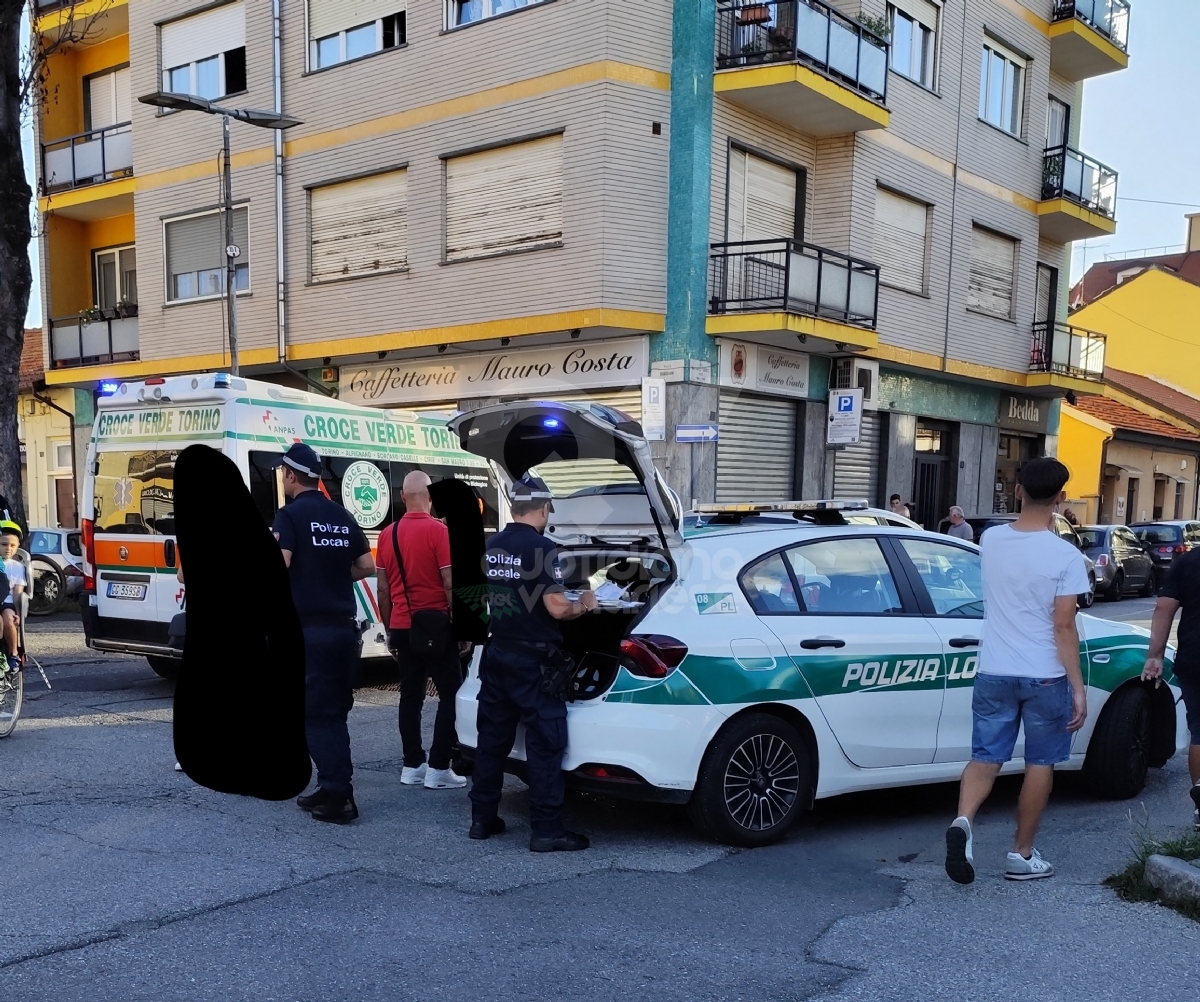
[
  {"xmin": 1077, "ymin": 525, "xmax": 1157, "ymax": 600},
  {"xmin": 937, "ymin": 512, "xmax": 1097, "ymax": 608},
  {"xmin": 1130, "ymin": 520, "xmax": 1200, "ymax": 577}
]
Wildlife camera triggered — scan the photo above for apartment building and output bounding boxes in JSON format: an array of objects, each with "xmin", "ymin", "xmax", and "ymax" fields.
[{"xmin": 32, "ymin": 0, "xmax": 1129, "ymax": 518}]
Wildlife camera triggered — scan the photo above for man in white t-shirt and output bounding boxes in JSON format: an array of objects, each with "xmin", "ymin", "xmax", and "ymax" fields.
[{"xmin": 945, "ymin": 457, "xmax": 1090, "ymax": 885}]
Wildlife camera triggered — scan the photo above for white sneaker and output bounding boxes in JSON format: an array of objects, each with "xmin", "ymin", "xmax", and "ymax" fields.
[
  {"xmin": 1005, "ymin": 848, "xmax": 1054, "ymax": 880},
  {"xmin": 400, "ymin": 763, "xmax": 427, "ymax": 786},
  {"xmin": 1190, "ymin": 783, "xmax": 1200, "ymax": 831},
  {"xmin": 945, "ymin": 816, "xmax": 975, "ymax": 885},
  {"xmin": 174, "ymin": 761, "xmax": 183, "ymax": 772},
  {"xmin": 424, "ymin": 767, "xmax": 467, "ymax": 790}
]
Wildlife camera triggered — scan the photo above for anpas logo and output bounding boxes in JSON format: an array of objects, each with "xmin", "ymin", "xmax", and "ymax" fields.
[
  {"xmin": 261, "ymin": 409, "xmax": 298, "ymax": 437},
  {"xmin": 341, "ymin": 461, "xmax": 390, "ymax": 528}
]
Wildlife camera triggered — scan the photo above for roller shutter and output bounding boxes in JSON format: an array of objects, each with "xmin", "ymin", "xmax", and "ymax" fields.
[
  {"xmin": 967, "ymin": 226, "xmax": 1017, "ymax": 318},
  {"xmin": 716, "ymin": 393, "xmax": 796, "ymax": 503},
  {"xmin": 873, "ymin": 188, "xmax": 928, "ymax": 293},
  {"xmin": 87, "ymin": 66, "xmax": 131, "ymax": 130},
  {"xmin": 166, "ymin": 208, "xmax": 249, "ymax": 290},
  {"xmin": 161, "ymin": 2, "xmax": 245, "ymax": 70},
  {"xmin": 309, "ymin": 0, "xmax": 405, "ymax": 39},
  {"xmin": 728, "ymin": 148, "xmax": 798, "ymax": 243},
  {"xmin": 445, "ymin": 135, "xmax": 563, "ymax": 262},
  {"xmin": 832, "ymin": 412, "xmax": 881, "ymax": 503},
  {"xmin": 310, "ymin": 169, "xmax": 408, "ymax": 281}
]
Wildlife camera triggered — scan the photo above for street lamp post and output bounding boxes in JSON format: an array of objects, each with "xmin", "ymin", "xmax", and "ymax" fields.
[{"xmin": 137, "ymin": 92, "xmax": 301, "ymax": 376}]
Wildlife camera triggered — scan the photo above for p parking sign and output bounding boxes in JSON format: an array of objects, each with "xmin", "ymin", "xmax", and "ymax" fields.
[{"xmin": 826, "ymin": 388, "xmax": 864, "ymax": 445}]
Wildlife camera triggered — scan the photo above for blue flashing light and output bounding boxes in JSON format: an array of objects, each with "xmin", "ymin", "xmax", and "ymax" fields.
[
  {"xmin": 542, "ymin": 417, "xmax": 561, "ymax": 429},
  {"xmin": 98, "ymin": 381, "xmax": 120, "ymax": 396},
  {"xmin": 213, "ymin": 372, "xmax": 232, "ymax": 388}
]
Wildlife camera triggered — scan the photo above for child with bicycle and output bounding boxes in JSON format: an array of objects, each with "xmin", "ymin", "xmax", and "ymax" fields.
[{"xmin": 0, "ymin": 523, "xmax": 25, "ymax": 674}]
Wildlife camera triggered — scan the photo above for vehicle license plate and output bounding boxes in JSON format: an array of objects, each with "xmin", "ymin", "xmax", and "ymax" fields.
[{"xmin": 106, "ymin": 582, "xmax": 147, "ymax": 601}]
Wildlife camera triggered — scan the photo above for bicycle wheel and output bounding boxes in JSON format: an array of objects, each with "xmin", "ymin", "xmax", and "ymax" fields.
[{"xmin": 0, "ymin": 668, "xmax": 24, "ymax": 739}]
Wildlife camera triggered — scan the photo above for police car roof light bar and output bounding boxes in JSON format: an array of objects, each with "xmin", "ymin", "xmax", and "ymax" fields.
[{"xmin": 692, "ymin": 499, "xmax": 869, "ymax": 514}]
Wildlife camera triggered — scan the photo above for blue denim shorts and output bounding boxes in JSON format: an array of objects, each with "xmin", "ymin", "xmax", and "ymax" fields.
[
  {"xmin": 1177, "ymin": 670, "xmax": 1200, "ymax": 746},
  {"xmin": 971, "ymin": 673, "xmax": 1073, "ymax": 766}
]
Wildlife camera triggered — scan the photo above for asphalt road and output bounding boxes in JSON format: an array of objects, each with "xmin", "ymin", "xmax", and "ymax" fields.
[{"xmin": 2, "ymin": 603, "xmax": 1196, "ymax": 1002}]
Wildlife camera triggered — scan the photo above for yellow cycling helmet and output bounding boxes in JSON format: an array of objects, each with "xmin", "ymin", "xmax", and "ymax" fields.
[{"xmin": 0, "ymin": 520, "xmax": 22, "ymax": 541}]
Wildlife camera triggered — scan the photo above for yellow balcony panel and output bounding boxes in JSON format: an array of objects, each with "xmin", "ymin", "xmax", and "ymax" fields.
[
  {"xmin": 1049, "ymin": 13, "xmax": 1129, "ymax": 81},
  {"xmin": 707, "ymin": 312, "xmax": 878, "ymax": 353},
  {"xmin": 1037, "ymin": 197, "xmax": 1117, "ymax": 243},
  {"xmin": 38, "ymin": 177, "xmax": 134, "ymax": 222},
  {"xmin": 715, "ymin": 63, "xmax": 889, "ymax": 136},
  {"xmin": 1025, "ymin": 371, "xmax": 1106, "ymax": 394},
  {"xmin": 35, "ymin": 0, "xmax": 128, "ymax": 47}
]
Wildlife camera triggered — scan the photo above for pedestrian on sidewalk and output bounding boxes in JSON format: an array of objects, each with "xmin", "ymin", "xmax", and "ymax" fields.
[
  {"xmin": 377, "ymin": 471, "xmax": 467, "ymax": 791},
  {"xmin": 889, "ymin": 494, "xmax": 911, "ymax": 520},
  {"xmin": 1141, "ymin": 554, "xmax": 1200, "ymax": 830},
  {"xmin": 945, "ymin": 457, "xmax": 1090, "ymax": 884},
  {"xmin": 946, "ymin": 506, "xmax": 974, "ymax": 541},
  {"xmin": 274, "ymin": 443, "xmax": 375, "ymax": 823}
]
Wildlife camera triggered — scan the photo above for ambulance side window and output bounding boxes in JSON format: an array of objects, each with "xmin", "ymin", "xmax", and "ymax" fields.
[{"xmin": 248, "ymin": 451, "xmax": 284, "ymax": 525}]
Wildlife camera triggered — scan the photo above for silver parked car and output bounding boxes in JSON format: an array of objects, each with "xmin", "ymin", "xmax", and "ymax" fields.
[{"xmin": 25, "ymin": 527, "xmax": 85, "ymax": 615}]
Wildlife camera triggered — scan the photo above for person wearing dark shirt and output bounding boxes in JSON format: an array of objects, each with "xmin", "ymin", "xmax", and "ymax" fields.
[
  {"xmin": 468, "ymin": 475, "xmax": 597, "ymax": 852},
  {"xmin": 1143, "ymin": 547, "xmax": 1200, "ymax": 831},
  {"xmin": 272, "ymin": 443, "xmax": 374, "ymax": 823}
]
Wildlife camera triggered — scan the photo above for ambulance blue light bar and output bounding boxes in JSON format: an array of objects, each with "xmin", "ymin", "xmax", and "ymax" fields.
[
  {"xmin": 692, "ymin": 499, "xmax": 869, "ymax": 514},
  {"xmin": 98, "ymin": 380, "xmax": 121, "ymax": 396}
]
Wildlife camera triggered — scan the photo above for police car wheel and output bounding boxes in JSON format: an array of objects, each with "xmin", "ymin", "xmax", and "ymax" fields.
[
  {"xmin": 1083, "ymin": 683, "xmax": 1151, "ymax": 800},
  {"xmin": 689, "ymin": 713, "xmax": 810, "ymax": 848},
  {"xmin": 146, "ymin": 656, "xmax": 180, "ymax": 681}
]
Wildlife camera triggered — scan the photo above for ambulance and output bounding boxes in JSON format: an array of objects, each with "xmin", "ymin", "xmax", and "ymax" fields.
[{"xmin": 79, "ymin": 372, "xmax": 498, "ymax": 677}]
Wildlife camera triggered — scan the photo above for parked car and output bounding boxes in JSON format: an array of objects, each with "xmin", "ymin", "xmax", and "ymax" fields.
[
  {"xmin": 1130, "ymin": 521, "xmax": 1200, "ymax": 578},
  {"xmin": 937, "ymin": 512, "xmax": 1098, "ymax": 608},
  {"xmin": 1077, "ymin": 525, "xmax": 1157, "ymax": 600},
  {"xmin": 447, "ymin": 401, "xmax": 1183, "ymax": 848},
  {"xmin": 25, "ymin": 527, "xmax": 85, "ymax": 615}
]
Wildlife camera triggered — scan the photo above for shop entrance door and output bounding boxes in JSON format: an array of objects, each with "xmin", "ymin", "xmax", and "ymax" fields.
[{"xmin": 913, "ymin": 456, "xmax": 947, "ymax": 529}]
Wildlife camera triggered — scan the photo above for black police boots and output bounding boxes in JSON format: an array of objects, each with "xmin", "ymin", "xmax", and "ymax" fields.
[
  {"xmin": 311, "ymin": 793, "xmax": 359, "ymax": 824},
  {"xmin": 468, "ymin": 816, "xmax": 507, "ymax": 840},
  {"xmin": 296, "ymin": 787, "xmax": 334, "ymax": 812},
  {"xmin": 529, "ymin": 831, "xmax": 590, "ymax": 853}
]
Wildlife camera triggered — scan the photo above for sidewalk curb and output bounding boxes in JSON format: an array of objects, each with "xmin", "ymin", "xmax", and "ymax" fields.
[{"xmin": 1144, "ymin": 854, "xmax": 1200, "ymax": 906}]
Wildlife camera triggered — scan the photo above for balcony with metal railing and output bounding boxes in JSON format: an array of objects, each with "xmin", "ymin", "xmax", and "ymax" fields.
[
  {"xmin": 1029, "ymin": 321, "xmax": 1105, "ymax": 383},
  {"xmin": 1039, "ymin": 145, "xmax": 1118, "ymax": 243},
  {"xmin": 1050, "ymin": 0, "xmax": 1130, "ymax": 80},
  {"xmin": 714, "ymin": 0, "xmax": 890, "ymax": 137},
  {"xmin": 49, "ymin": 308, "xmax": 139, "ymax": 369},
  {"xmin": 42, "ymin": 122, "xmax": 133, "ymax": 193},
  {"xmin": 708, "ymin": 239, "xmax": 880, "ymax": 347}
]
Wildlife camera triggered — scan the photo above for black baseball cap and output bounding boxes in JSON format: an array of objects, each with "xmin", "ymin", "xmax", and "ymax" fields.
[
  {"xmin": 276, "ymin": 442, "xmax": 323, "ymax": 479},
  {"xmin": 509, "ymin": 474, "xmax": 555, "ymax": 511}
]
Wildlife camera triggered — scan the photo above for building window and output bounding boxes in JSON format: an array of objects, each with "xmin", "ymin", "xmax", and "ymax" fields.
[
  {"xmin": 310, "ymin": 169, "xmax": 408, "ymax": 281},
  {"xmin": 889, "ymin": 1, "xmax": 937, "ymax": 89},
  {"xmin": 448, "ymin": 0, "xmax": 543, "ymax": 28},
  {"xmin": 84, "ymin": 65, "xmax": 131, "ymax": 130},
  {"xmin": 1046, "ymin": 95, "xmax": 1070, "ymax": 147},
  {"xmin": 966, "ymin": 225, "xmax": 1017, "ymax": 319},
  {"xmin": 309, "ymin": 1, "xmax": 406, "ymax": 70},
  {"xmin": 445, "ymin": 134, "xmax": 563, "ymax": 263},
  {"xmin": 161, "ymin": 2, "xmax": 247, "ymax": 99},
  {"xmin": 873, "ymin": 188, "xmax": 929, "ymax": 294},
  {"xmin": 164, "ymin": 207, "xmax": 249, "ymax": 303},
  {"xmin": 94, "ymin": 245, "xmax": 137, "ymax": 309},
  {"xmin": 726, "ymin": 147, "xmax": 801, "ymax": 243},
  {"xmin": 978, "ymin": 38, "xmax": 1025, "ymax": 136}
]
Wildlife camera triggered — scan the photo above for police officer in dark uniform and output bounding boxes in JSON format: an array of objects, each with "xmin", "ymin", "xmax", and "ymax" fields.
[
  {"xmin": 272, "ymin": 443, "xmax": 375, "ymax": 823},
  {"xmin": 468, "ymin": 475, "xmax": 598, "ymax": 852}
]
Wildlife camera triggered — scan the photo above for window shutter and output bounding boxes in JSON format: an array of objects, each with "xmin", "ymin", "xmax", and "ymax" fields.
[
  {"xmin": 727, "ymin": 149, "xmax": 797, "ymax": 243},
  {"xmin": 161, "ymin": 2, "xmax": 246, "ymax": 70},
  {"xmin": 873, "ymin": 188, "xmax": 928, "ymax": 293},
  {"xmin": 167, "ymin": 208, "xmax": 248, "ymax": 275},
  {"xmin": 311, "ymin": 170, "xmax": 408, "ymax": 281},
  {"xmin": 967, "ymin": 226, "xmax": 1016, "ymax": 317},
  {"xmin": 445, "ymin": 135, "xmax": 563, "ymax": 262},
  {"xmin": 114, "ymin": 66, "xmax": 131, "ymax": 124},
  {"xmin": 309, "ymin": 0, "xmax": 404, "ymax": 39},
  {"xmin": 891, "ymin": 0, "xmax": 939, "ymax": 30}
]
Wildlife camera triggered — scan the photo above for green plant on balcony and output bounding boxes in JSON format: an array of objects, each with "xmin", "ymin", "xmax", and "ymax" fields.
[
  {"xmin": 77, "ymin": 306, "xmax": 104, "ymax": 325},
  {"xmin": 856, "ymin": 13, "xmax": 891, "ymax": 42}
]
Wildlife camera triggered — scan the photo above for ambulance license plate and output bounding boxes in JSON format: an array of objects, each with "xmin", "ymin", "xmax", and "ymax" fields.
[{"xmin": 106, "ymin": 582, "xmax": 147, "ymax": 601}]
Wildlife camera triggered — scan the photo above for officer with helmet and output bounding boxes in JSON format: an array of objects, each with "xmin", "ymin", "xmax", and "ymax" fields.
[
  {"xmin": 468, "ymin": 474, "xmax": 598, "ymax": 852},
  {"xmin": 272, "ymin": 443, "xmax": 375, "ymax": 823}
]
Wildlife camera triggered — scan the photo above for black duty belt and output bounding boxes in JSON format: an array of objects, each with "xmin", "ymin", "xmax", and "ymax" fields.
[
  {"xmin": 489, "ymin": 638, "xmax": 557, "ymax": 658},
  {"xmin": 302, "ymin": 614, "xmax": 358, "ymax": 629}
]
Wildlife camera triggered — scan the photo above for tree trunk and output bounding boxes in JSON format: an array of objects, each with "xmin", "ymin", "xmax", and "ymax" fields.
[{"xmin": 0, "ymin": 0, "xmax": 31, "ymax": 530}]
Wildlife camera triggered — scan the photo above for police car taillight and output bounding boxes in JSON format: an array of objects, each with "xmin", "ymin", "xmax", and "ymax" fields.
[
  {"xmin": 620, "ymin": 635, "xmax": 688, "ymax": 678},
  {"xmin": 81, "ymin": 518, "xmax": 95, "ymax": 593}
]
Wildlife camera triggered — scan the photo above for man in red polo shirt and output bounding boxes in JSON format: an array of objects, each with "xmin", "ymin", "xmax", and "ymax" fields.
[{"xmin": 377, "ymin": 470, "xmax": 465, "ymax": 790}]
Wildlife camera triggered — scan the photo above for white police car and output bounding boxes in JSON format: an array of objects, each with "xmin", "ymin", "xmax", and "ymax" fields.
[{"xmin": 450, "ymin": 402, "xmax": 1188, "ymax": 847}]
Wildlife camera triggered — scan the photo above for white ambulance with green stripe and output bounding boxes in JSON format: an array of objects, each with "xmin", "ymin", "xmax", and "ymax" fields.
[
  {"xmin": 451, "ymin": 400, "xmax": 1189, "ymax": 847},
  {"xmin": 80, "ymin": 373, "xmax": 497, "ymax": 677}
]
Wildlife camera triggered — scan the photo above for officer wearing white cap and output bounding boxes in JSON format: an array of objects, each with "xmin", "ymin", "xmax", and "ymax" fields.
[
  {"xmin": 468, "ymin": 474, "xmax": 597, "ymax": 851},
  {"xmin": 272, "ymin": 443, "xmax": 375, "ymax": 823}
]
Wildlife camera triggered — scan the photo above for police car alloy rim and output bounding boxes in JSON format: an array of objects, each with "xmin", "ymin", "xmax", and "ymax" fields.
[{"xmin": 723, "ymin": 733, "xmax": 801, "ymax": 831}]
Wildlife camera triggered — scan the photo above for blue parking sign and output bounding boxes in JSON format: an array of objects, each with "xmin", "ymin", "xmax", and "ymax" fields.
[{"xmin": 837, "ymin": 394, "xmax": 854, "ymax": 412}]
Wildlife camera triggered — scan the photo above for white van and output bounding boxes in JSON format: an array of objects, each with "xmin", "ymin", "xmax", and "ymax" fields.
[{"xmin": 79, "ymin": 372, "xmax": 498, "ymax": 677}]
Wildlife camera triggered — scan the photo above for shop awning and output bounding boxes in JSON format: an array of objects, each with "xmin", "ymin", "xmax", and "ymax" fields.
[{"xmin": 1104, "ymin": 464, "xmax": 1143, "ymax": 478}]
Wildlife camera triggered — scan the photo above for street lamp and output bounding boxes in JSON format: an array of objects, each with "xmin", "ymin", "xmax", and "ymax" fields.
[{"xmin": 138, "ymin": 92, "xmax": 302, "ymax": 376}]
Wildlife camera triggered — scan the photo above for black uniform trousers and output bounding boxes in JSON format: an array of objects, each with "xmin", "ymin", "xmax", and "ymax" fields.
[
  {"xmin": 468, "ymin": 643, "xmax": 568, "ymax": 838},
  {"xmin": 303, "ymin": 622, "xmax": 359, "ymax": 797}
]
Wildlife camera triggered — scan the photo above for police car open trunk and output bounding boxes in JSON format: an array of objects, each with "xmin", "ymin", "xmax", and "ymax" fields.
[{"xmin": 448, "ymin": 401, "xmax": 682, "ymax": 689}]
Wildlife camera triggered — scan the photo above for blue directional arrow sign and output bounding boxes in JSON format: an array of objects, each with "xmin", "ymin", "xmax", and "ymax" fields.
[{"xmin": 675, "ymin": 424, "xmax": 720, "ymax": 443}]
